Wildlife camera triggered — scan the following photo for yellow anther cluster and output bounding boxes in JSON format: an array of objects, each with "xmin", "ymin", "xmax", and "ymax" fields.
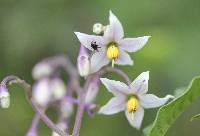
[
  {"xmin": 106, "ymin": 44, "xmax": 119, "ymax": 60},
  {"xmin": 127, "ymin": 97, "xmax": 139, "ymax": 113}
]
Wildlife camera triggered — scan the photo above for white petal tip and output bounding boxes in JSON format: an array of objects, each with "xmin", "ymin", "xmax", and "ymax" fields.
[
  {"xmin": 145, "ymin": 36, "xmax": 151, "ymax": 38},
  {"xmin": 98, "ymin": 108, "xmax": 107, "ymax": 115},
  {"xmin": 109, "ymin": 10, "xmax": 113, "ymax": 14},
  {"xmin": 141, "ymin": 71, "xmax": 150, "ymax": 78},
  {"xmin": 145, "ymin": 71, "xmax": 150, "ymax": 74},
  {"xmin": 129, "ymin": 60, "xmax": 134, "ymax": 65},
  {"xmin": 74, "ymin": 32, "xmax": 80, "ymax": 35},
  {"xmin": 166, "ymin": 95, "xmax": 175, "ymax": 99},
  {"xmin": 100, "ymin": 78, "xmax": 107, "ymax": 82}
]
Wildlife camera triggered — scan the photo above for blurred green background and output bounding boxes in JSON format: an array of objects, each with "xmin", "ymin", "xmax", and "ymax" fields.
[{"xmin": 0, "ymin": 0, "xmax": 200, "ymax": 136}]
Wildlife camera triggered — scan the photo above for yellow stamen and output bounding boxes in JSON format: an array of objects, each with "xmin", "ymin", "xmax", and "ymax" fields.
[
  {"xmin": 106, "ymin": 44, "xmax": 119, "ymax": 61},
  {"xmin": 127, "ymin": 97, "xmax": 139, "ymax": 113}
]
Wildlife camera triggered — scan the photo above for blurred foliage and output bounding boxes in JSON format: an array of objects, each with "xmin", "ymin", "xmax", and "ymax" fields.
[{"xmin": 0, "ymin": 0, "xmax": 200, "ymax": 136}]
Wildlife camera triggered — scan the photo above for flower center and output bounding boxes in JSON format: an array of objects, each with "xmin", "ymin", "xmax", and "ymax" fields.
[
  {"xmin": 127, "ymin": 96, "xmax": 139, "ymax": 113},
  {"xmin": 106, "ymin": 43, "xmax": 119, "ymax": 61}
]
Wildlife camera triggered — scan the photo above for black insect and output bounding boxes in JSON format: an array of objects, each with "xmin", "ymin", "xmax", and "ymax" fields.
[{"xmin": 91, "ymin": 41, "xmax": 101, "ymax": 52}]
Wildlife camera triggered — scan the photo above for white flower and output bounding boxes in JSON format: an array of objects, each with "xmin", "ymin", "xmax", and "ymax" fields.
[
  {"xmin": 33, "ymin": 78, "xmax": 66, "ymax": 107},
  {"xmin": 75, "ymin": 11, "xmax": 150, "ymax": 73},
  {"xmin": 0, "ymin": 86, "xmax": 10, "ymax": 108},
  {"xmin": 51, "ymin": 78, "xmax": 66, "ymax": 100},
  {"xmin": 32, "ymin": 62, "xmax": 53, "ymax": 80},
  {"xmin": 99, "ymin": 71, "xmax": 174, "ymax": 129},
  {"xmin": 33, "ymin": 78, "xmax": 51, "ymax": 107}
]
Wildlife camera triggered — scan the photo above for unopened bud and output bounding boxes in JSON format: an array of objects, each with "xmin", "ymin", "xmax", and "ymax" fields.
[
  {"xmin": 32, "ymin": 62, "xmax": 53, "ymax": 80},
  {"xmin": 33, "ymin": 78, "xmax": 51, "ymax": 107},
  {"xmin": 0, "ymin": 86, "xmax": 10, "ymax": 108},
  {"xmin": 77, "ymin": 45, "xmax": 90, "ymax": 77},
  {"xmin": 51, "ymin": 78, "xmax": 66, "ymax": 100},
  {"xmin": 85, "ymin": 76, "xmax": 100, "ymax": 104},
  {"xmin": 60, "ymin": 98, "xmax": 73, "ymax": 119},
  {"xmin": 93, "ymin": 23, "xmax": 105, "ymax": 35}
]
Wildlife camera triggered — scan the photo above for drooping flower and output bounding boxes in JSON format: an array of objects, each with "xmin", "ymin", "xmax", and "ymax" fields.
[
  {"xmin": 77, "ymin": 45, "xmax": 90, "ymax": 77},
  {"xmin": 32, "ymin": 62, "xmax": 53, "ymax": 80},
  {"xmin": 0, "ymin": 85, "xmax": 10, "ymax": 108},
  {"xmin": 99, "ymin": 71, "xmax": 174, "ymax": 129},
  {"xmin": 32, "ymin": 78, "xmax": 51, "ymax": 107},
  {"xmin": 33, "ymin": 78, "xmax": 66, "ymax": 107},
  {"xmin": 75, "ymin": 11, "xmax": 150, "ymax": 73}
]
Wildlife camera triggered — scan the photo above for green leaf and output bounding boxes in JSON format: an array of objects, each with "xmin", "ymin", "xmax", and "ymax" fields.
[{"xmin": 147, "ymin": 76, "xmax": 200, "ymax": 136}]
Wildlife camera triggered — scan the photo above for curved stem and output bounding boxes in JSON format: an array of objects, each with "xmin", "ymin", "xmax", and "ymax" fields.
[
  {"xmin": 0, "ymin": 75, "xmax": 69, "ymax": 136},
  {"xmin": 100, "ymin": 67, "xmax": 131, "ymax": 85},
  {"xmin": 30, "ymin": 100, "xmax": 68, "ymax": 136}
]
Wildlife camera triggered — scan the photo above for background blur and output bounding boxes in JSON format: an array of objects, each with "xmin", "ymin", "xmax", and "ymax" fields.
[{"xmin": 0, "ymin": 0, "xmax": 200, "ymax": 136}]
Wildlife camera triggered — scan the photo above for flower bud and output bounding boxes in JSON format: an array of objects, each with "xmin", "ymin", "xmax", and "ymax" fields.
[
  {"xmin": 0, "ymin": 85, "xmax": 10, "ymax": 108},
  {"xmin": 32, "ymin": 78, "xmax": 51, "ymax": 107},
  {"xmin": 77, "ymin": 45, "xmax": 90, "ymax": 77},
  {"xmin": 85, "ymin": 76, "xmax": 100, "ymax": 104},
  {"xmin": 32, "ymin": 62, "xmax": 53, "ymax": 80},
  {"xmin": 60, "ymin": 98, "xmax": 73, "ymax": 119},
  {"xmin": 93, "ymin": 23, "xmax": 104, "ymax": 35},
  {"xmin": 51, "ymin": 78, "xmax": 66, "ymax": 100}
]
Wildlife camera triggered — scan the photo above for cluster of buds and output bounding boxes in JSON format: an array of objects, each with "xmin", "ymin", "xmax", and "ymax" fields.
[{"xmin": 0, "ymin": 11, "xmax": 174, "ymax": 136}]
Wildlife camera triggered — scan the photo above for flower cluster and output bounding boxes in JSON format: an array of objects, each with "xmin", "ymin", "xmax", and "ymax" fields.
[{"xmin": 0, "ymin": 11, "xmax": 174, "ymax": 136}]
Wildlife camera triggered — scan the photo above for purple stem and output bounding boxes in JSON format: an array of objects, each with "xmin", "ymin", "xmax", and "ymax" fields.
[
  {"xmin": 0, "ymin": 75, "xmax": 69, "ymax": 136},
  {"xmin": 72, "ymin": 75, "xmax": 92, "ymax": 136},
  {"xmin": 26, "ymin": 113, "xmax": 40, "ymax": 136},
  {"xmin": 100, "ymin": 67, "xmax": 131, "ymax": 85},
  {"xmin": 72, "ymin": 67, "xmax": 131, "ymax": 136}
]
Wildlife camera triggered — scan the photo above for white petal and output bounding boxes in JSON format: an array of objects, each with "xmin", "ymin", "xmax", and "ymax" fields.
[
  {"xmin": 99, "ymin": 97, "xmax": 126, "ymax": 115},
  {"xmin": 130, "ymin": 71, "xmax": 149, "ymax": 94},
  {"xmin": 0, "ymin": 90, "xmax": 10, "ymax": 108},
  {"xmin": 140, "ymin": 94, "xmax": 174, "ymax": 109},
  {"xmin": 125, "ymin": 106, "xmax": 144, "ymax": 129},
  {"xmin": 33, "ymin": 79, "xmax": 51, "ymax": 107},
  {"xmin": 90, "ymin": 52, "xmax": 109, "ymax": 73},
  {"xmin": 74, "ymin": 32, "xmax": 105, "ymax": 50},
  {"xmin": 104, "ymin": 11, "xmax": 124, "ymax": 41},
  {"xmin": 32, "ymin": 62, "xmax": 53, "ymax": 80},
  {"xmin": 51, "ymin": 78, "xmax": 66, "ymax": 100},
  {"xmin": 100, "ymin": 78, "xmax": 130, "ymax": 96},
  {"xmin": 115, "ymin": 49, "xmax": 133, "ymax": 65},
  {"xmin": 119, "ymin": 36, "xmax": 150, "ymax": 52}
]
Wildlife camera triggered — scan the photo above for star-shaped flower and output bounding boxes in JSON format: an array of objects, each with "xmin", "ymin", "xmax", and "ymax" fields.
[
  {"xmin": 75, "ymin": 11, "xmax": 150, "ymax": 73},
  {"xmin": 99, "ymin": 71, "xmax": 174, "ymax": 129}
]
